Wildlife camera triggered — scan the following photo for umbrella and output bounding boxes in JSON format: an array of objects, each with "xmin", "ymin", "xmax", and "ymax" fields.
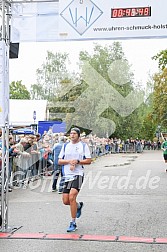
[{"xmin": 12, "ymin": 128, "xmax": 35, "ymax": 135}]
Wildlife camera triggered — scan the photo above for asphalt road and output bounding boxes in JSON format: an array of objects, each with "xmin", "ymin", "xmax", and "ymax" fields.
[{"xmin": 1, "ymin": 150, "xmax": 167, "ymax": 252}]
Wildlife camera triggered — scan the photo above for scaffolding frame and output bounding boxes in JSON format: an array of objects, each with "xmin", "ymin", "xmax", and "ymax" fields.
[
  {"xmin": 0, "ymin": 0, "xmax": 60, "ymax": 233},
  {"xmin": 0, "ymin": 0, "xmax": 10, "ymax": 232}
]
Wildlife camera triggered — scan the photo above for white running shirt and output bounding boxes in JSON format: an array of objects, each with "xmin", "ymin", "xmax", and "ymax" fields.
[{"xmin": 58, "ymin": 141, "xmax": 91, "ymax": 181}]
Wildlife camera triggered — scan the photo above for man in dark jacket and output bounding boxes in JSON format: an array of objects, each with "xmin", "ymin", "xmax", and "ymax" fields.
[{"xmin": 52, "ymin": 136, "xmax": 66, "ymax": 193}]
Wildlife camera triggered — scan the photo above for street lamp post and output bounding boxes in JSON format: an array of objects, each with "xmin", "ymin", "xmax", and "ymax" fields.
[
  {"xmin": 33, "ymin": 110, "xmax": 36, "ymax": 124},
  {"xmin": 157, "ymin": 125, "xmax": 161, "ymax": 141},
  {"xmin": 32, "ymin": 110, "xmax": 37, "ymax": 133},
  {"xmin": 157, "ymin": 125, "xmax": 161, "ymax": 149}
]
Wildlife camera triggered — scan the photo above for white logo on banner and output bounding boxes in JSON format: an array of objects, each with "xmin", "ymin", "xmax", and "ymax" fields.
[{"xmin": 60, "ymin": 0, "xmax": 103, "ymax": 35}]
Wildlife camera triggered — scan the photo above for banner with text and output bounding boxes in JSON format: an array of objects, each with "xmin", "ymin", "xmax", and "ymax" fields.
[{"xmin": 11, "ymin": 0, "xmax": 167, "ymax": 42}]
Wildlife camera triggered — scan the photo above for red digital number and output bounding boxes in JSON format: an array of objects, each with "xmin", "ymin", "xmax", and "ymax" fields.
[
  {"xmin": 111, "ymin": 7, "xmax": 150, "ymax": 18},
  {"xmin": 131, "ymin": 8, "xmax": 136, "ymax": 16},
  {"xmin": 112, "ymin": 9, "xmax": 118, "ymax": 18},
  {"xmin": 118, "ymin": 9, "xmax": 123, "ymax": 18},
  {"xmin": 144, "ymin": 7, "xmax": 149, "ymax": 16},
  {"xmin": 138, "ymin": 8, "xmax": 144, "ymax": 16},
  {"xmin": 125, "ymin": 9, "xmax": 131, "ymax": 17}
]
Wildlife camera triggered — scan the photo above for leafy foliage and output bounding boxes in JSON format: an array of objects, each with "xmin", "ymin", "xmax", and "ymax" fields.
[
  {"xmin": 31, "ymin": 51, "xmax": 73, "ymax": 102},
  {"xmin": 152, "ymin": 49, "xmax": 167, "ymax": 131},
  {"xmin": 152, "ymin": 69, "xmax": 167, "ymax": 128},
  {"xmin": 28, "ymin": 42, "xmax": 161, "ymax": 140},
  {"xmin": 152, "ymin": 50, "xmax": 167, "ymax": 70},
  {"xmin": 10, "ymin": 81, "xmax": 30, "ymax": 99},
  {"xmin": 64, "ymin": 42, "xmax": 146, "ymax": 138}
]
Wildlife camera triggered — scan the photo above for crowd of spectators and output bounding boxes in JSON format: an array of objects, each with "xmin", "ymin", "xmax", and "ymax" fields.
[{"xmin": 0, "ymin": 128, "xmax": 163, "ymax": 192}]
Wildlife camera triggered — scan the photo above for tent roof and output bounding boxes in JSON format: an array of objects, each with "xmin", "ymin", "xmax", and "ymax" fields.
[
  {"xmin": 9, "ymin": 99, "xmax": 48, "ymax": 126},
  {"xmin": 12, "ymin": 127, "xmax": 35, "ymax": 135}
]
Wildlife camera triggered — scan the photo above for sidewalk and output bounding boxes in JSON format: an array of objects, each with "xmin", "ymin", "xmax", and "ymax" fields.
[{"xmin": 1, "ymin": 150, "xmax": 167, "ymax": 252}]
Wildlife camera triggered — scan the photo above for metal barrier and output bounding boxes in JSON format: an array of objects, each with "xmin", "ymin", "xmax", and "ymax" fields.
[
  {"xmin": 88, "ymin": 142, "xmax": 143, "ymax": 159},
  {"xmin": 4, "ymin": 141, "xmax": 143, "ymax": 189}
]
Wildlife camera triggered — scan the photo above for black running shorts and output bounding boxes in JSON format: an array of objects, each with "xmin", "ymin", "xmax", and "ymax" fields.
[
  {"xmin": 164, "ymin": 154, "xmax": 167, "ymax": 161},
  {"xmin": 63, "ymin": 175, "xmax": 84, "ymax": 194}
]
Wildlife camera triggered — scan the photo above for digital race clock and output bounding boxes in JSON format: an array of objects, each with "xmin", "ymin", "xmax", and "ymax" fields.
[{"xmin": 111, "ymin": 7, "xmax": 151, "ymax": 18}]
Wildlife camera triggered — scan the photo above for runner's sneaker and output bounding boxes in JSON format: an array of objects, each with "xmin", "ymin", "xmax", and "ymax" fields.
[
  {"xmin": 76, "ymin": 202, "xmax": 83, "ymax": 218},
  {"xmin": 67, "ymin": 222, "xmax": 77, "ymax": 232}
]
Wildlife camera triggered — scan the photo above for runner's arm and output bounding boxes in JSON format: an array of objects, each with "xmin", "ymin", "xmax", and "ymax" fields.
[
  {"xmin": 78, "ymin": 158, "xmax": 92, "ymax": 165},
  {"xmin": 58, "ymin": 159, "xmax": 71, "ymax": 165}
]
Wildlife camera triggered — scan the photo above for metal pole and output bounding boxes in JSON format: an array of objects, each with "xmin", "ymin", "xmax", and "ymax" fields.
[
  {"xmin": 5, "ymin": 127, "xmax": 9, "ymax": 229},
  {"xmin": 1, "ymin": 0, "xmax": 6, "ymax": 232},
  {"xmin": 1, "ymin": 126, "xmax": 9, "ymax": 231},
  {"xmin": 0, "ymin": 0, "xmax": 10, "ymax": 232}
]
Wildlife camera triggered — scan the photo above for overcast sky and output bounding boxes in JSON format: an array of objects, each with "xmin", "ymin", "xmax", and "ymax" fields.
[{"xmin": 9, "ymin": 38, "xmax": 167, "ymax": 90}]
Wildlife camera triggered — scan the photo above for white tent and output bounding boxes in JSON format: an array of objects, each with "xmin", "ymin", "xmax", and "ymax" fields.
[{"xmin": 9, "ymin": 99, "xmax": 48, "ymax": 126}]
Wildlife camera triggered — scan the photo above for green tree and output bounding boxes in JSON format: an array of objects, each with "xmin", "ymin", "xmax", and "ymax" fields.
[
  {"xmin": 31, "ymin": 43, "xmax": 155, "ymax": 139},
  {"xmin": 31, "ymin": 51, "xmax": 72, "ymax": 102},
  {"xmin": 152, "ymin": 50, "xmax": 167, "ymax": 70},
  {"xmin": 64, "ymin": 42, "xmax": 145, "ymax": 138},
  {"xmin": 152, "ymin": 69, "xmax": 167, "ymax": 128},
  {"xmin": 10, "ymin": 80, "xmax": 30, "ymax": 99},
  {"xmin": 152, "ymin": 50, "xmax": 167, "ymax": 130}
]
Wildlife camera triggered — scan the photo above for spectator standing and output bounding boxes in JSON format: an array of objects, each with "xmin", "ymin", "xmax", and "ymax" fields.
[
  {"xmin": 30, "ymin": 136, "xmax": 39, "ymax": 180},
  {"xmin": 13, "ymin": 138, "xmax": 30, "ymax": 186},
  {"xmin": 35, "ymin": 133, "xmax": 43, "ymax": 177},
  {"xmin": 9, "ymin": 136, "xmax": 17, "ymax": 190},
  {"xmin": 52, "ymin": 136, "xmax": 66, "ymax": 193}
]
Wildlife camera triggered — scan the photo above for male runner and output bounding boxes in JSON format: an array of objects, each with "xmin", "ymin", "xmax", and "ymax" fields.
[
  {"xmin": 58, "ymin": 127, "xmax": 91, "ymax": 232},
  {"xmin": 161, "ymin": 138, "xmax": 167, "ymax": 171}
]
